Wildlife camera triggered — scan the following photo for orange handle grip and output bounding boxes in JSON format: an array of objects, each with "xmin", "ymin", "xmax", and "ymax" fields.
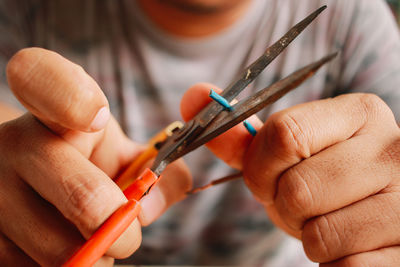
[
  {"xmin": 115, "ymin": 140, "xmax": 161, "ymax": 191},
  {"xmin": 123, "ymin": 168, "xmax": 158, "ymax": 200},
  {"xmin": 63, "ymin": 199, "xmax": 141, "ymax": 267},
  {"xmin": 63, "ymin": 169, "xmax": 158, "ymax": 266},
  {"xmin": 115, "ymin": 121, "xmax": 183, "ymax": 191},
  {"xmin": 63, "ymin": 122, "xmax": 183, "ymax": 266}
]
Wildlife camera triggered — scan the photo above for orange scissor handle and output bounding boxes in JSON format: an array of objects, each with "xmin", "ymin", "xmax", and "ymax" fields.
[
  {"xmin": 115, "ymin": 135, "xmax": 162, "ymax": 191},
  {"xmin": 63, "ymin": 168, "xmax": 158, "ymax": 267},
  {"xmin": 64, "ymin": 122, "xmax": 183, "ymax": 266},
  {"xmin": 63, "ymin": 199, "xmax": 141, "ymax": 267},
  {"xmin": 123, "ymin": 168, "xmax": 159, "ymax": 200},
  {"xmin": 115, "ymin": 121, "xmax": 183, "ymax": 191}
]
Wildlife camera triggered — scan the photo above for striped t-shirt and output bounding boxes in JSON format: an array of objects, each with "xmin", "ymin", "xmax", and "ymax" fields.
[{"xmin": 0, "ymin": 0, "xmax": 399, "ymax": 266}]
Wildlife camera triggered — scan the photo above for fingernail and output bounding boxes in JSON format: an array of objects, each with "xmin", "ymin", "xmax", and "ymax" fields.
[
  {"xmin": 138, "ymin": 186, "xmax": 166, "ymax": 225},
  {"xmin": 90, "ymin": 106, "xmax": 110, "ymax": 131}
]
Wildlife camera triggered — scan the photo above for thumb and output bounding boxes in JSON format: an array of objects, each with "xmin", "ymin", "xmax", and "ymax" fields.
[
  {"xmin": 6, "ymin": 47, "xmax": 110, "ymax": 134},
  {"xmin": 180, "ymin": 83, "xmax": 263, "ymax": 170}
]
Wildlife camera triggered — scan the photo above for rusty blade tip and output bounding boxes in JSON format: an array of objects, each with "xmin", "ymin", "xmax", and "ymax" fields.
[
  {"xmin": 319, "ymin": 5, "xmax": 328, "ymax": 12},
  {"xmin": 308, "ymin": 52, "xmax": 338, "ymax": 72},
  {"xmin": 311, "ymin": 6, "xmax": 327, "ymax": 19},
  {"xmin": 322, "ymin": 51, "xmax": 339, "ymax": 63},
  {"xmin": 307, "ymin": 6, "xmax": 327, "ymax": 19}
]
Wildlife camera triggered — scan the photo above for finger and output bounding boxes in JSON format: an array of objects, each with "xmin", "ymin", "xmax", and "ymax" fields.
[
  {"xmin": 321, "ymin": 246, "xmax": 400, "ymax": 267},
  {"xmin": 0, "ymin": 233, "xmax": 38, "ymax": 266},
  {"xmin": 263, "ymin": 204, "xmax": 302, "ymax": 239},
  {"xmin": 302, "ymin": 190, "xmax": 400, "ymax": 263},
  {"xmin": 6, "ymin": 48, "xmax": 142, "ymax": 180},
  {"xmin": 243, "ymin": 94, "xmax": 397, "ymax": 205},
  {"xmin": 0, "ymin": 115, "xmax": 141, "ymax": 260},
  {"xmin": 0, "ymin": 102, "xmax": 23, "ymax": 124},
  {"xmin": 94, "ymin": 256, "xmax": 114, "ymax": 267},
  {"xmin": 139, "ymin": 158, "xmax": 192, "ymax": 226},
  {"xmin": 180, "ymin": 83, "xmax": 263, "ymax": 169},
  {"xmin": 0, "ymin": 169, "xmax": 83, "ymax": 266},
  {"xmin": 6, "ymin": 47, "xmax": 110, "ymax": 133},
  {"xmin": 77, "ymin": 116, "xmax": 143, "ymax": 178},
  {"xmin": 274, "ymin": 132, "xmax": 399, "ymax": 231}
]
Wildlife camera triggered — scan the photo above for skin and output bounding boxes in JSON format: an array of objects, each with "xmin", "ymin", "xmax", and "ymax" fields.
[
  {"xmin": 0, "ymin": 0, "xmax": 399, "ymax": 266},
  {"xmin": 0, "ymin": 48, "xmax": 191, "ymax": 266},
  {"xmin": 137, "ymin": 0, "xmax": 252, "ymax": 37},
  {"xmin": 0, "ymin": 2, "xmax": 249, "ymax": 264},
  {"xmin": 181, "ymin": 84, "xmax": 400, "ymax": 266}
]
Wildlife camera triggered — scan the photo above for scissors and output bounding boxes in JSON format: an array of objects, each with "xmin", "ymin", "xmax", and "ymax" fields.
[{"xmin": 64, "ymin": 5, "xmax": 336, "ymax": 266}]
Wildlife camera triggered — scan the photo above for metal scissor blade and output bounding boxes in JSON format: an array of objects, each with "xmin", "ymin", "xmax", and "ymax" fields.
[
  {"xmin": 178, "ymin": 52, "xmax": 338, "ymax": 157},
  {"xmin": 151, "ymin": 6, "xmax": 328, "ymax": 175},
  {"xmin": 194, "ymin": 5, "xmax": 327, "ymax": 128}
]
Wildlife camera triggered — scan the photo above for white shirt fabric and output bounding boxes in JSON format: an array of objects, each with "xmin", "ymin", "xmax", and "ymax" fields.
[{"xmin": 0, "ymin": 0, "xmax": 399, "ymax": 265}]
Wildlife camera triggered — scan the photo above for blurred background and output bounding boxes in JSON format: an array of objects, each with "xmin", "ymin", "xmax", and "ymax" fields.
[{"xmin": 387, "ymin": 0, "xmax": 400, "ymax": 24}]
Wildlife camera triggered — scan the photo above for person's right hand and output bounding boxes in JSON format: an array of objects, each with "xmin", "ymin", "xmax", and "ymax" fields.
[{"xmin": 0, "ymin": 48, "xmax": 191, "ymax": 266}]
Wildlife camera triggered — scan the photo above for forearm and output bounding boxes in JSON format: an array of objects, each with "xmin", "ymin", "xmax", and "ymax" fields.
[{"xmin": 0, "ymin": 102, "xmax": 22, "ymax": 123}]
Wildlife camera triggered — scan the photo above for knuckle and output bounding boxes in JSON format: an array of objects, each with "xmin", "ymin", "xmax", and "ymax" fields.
[
  {"xmin": 358, "ymin": 94, "xmax": 393, "ymax": 122},
  {"xmin": 276, "ymin": 166, "xmax": 316, "ymax": 229},
  {"xmin": 61, "ymin": 174, "xmax": 117, "ymax": 233},
  {"xmin": 302, "ymin": 215, "xmax": 342, "ymax": 262},
  {"xmin": 268, "ymin": 112, "xmax": 311, "ymax": 159}
]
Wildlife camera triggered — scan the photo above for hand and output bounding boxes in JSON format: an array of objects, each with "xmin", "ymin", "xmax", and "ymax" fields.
[
  {"xmin": 181, "ymin": 83, "xmax": 400, "ymax": 266},
  {"xmin": 0, "ymin": 48, "xmax": 191, "ymax": 266}
]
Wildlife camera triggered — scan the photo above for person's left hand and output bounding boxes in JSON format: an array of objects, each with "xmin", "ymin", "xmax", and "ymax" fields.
[{"xmin": 180, "ymin": 83, "xmax": 400, "ymax": 266}]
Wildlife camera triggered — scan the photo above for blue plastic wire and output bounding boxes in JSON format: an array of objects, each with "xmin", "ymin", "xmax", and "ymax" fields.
[
  {"xmin": 209, "ymin": 89, "xmax": 233, "ymax": 111},
  {"xmin": 208, "ymin": 89, "xmax": 257, "ymax": 136},
  {"xmin": 243, "ymin": 120, "xmax": 257, "ymax": 136}
]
